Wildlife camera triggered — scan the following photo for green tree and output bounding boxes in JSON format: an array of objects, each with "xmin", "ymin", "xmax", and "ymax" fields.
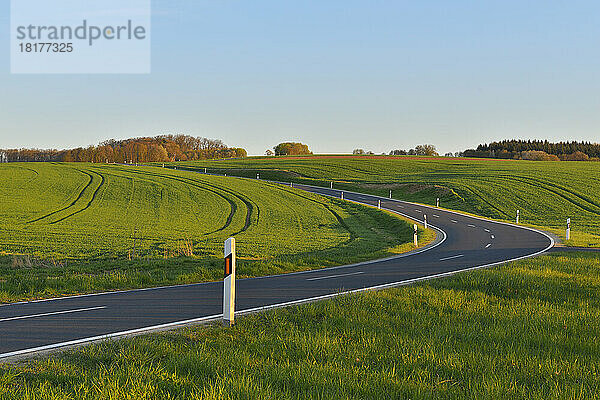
[
  {"xmin": 273, "ymin": 142, "xmax": 312, "ymax": 156},
  {"xmin": 414, "ymin": 144, "xmax": 439, "ymax": 156}
]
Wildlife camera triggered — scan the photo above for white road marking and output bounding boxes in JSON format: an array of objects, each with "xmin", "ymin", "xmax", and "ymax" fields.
[
  {"xmin": 491, "ymin": 235, "xmax": 495, "ymax": 239},
  {"xmin": 485, "ymin": 243, "xmax": 492, "ymax": 248},
  {"xmin": 439, "ymin": 254, "xmax": 464, "ymax": 261},
  {"xmin": 451, "ymin": 220, "xmax": 458, "ymax": 223},
  {"xmin": 307, "ymin": 271, "xmax": 365, "ymax": 281},
  {"xmin": 0, "ymin": 306, "xmax": 106, "ymax": 323},
  {"xmin": 484, "ymin": 229, "xmax": 491, "ymax": 233},
  {"xmin": 433, "ymin": 214, "xmax": 440, "ymax": 218},
  {"xmin": 415, "ymin": 209, "xmax": 422, "ymax": 213},
  {"xmin": 468, "ymin": 224, "xmax": 476, "ymax": 228}
]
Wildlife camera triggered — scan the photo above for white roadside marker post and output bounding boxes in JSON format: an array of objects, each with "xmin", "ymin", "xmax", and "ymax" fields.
[
  {"xmin": 424, "ymin": 214, "xmax": 427, "ymax": 229},
  {"xmin": 223, "ymin": 237, "xmax": 236, "ymax": 327},
  {"xmin": 205, "ymin": 167, "xmax": 207, "ymax": 174},
  {"xmin": 257, "ymin": 173, "xmax": 260, "ymax": 179},
  {"xmin": 413, "ymin": 224, "xmax": 418, "ymax": 247},
  {"xmin": 330, "ymin": 182, "xmax": 333, "ymax": 189},
  {"xmin": 566, "ymin": 218, "xmax": 571, "ymax": 240},
  {"xmin": 516, "ymin": 210, "xmax": 520, "ymax": 224},
  {"xmin": 341, "ymin": 192, "xmax": 344, "ymax": 200},
  {"xmin": 389, "ymin": 190, "xmax": 392, "ymax": 199},
  {"xmin": 436, "ymin": 198, "xmax": 440, "ymax": 208},
  {"xmin": 378, "ymin": 200, "xmax": 381, "ymax": 209},
  {"xmin": 290, "ymin": 182, "xmax": 293, "ymax": 187}
]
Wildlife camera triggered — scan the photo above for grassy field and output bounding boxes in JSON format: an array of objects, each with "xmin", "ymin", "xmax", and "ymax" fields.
[
  {"xmin": 169, "ymin": 156, "xmax": 600, "ymax": 247},
  {"xmin": 2, "ymin": 251, "xmax": 597, "ymax": 399},
  {"xmin": 0, "ymin": 163, "xmax": 426, "ymax": 303}
]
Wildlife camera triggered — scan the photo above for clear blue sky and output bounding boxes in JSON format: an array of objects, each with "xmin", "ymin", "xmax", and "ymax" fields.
[{"xmin": 1, "ymin": 0, "xmax": 599, "ymax": 155}]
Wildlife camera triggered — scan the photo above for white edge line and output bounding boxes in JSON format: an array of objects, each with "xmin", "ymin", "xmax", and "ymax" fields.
[
  {"xmin": 239, "ymin": 235, "xmax": 553, "ymax": 318},
  {"xmin": 485, "ymin": 243, "xmax": 492, "ymax": 248},
  {"xmin": 0, "ymin": 314, "xmax": 222, "ymax": 360}
]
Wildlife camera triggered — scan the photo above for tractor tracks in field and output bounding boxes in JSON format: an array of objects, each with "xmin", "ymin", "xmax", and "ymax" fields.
[
  {"xmin": 102, "ymin": 166, "xmax": 257, "ymax": 236},
  {"xmin": 49, "ymin": 171, "xmax": 105, "ymax": 224},
  {"xmin": 172, "ymin": 167, "xmax": 357, "ymax": 248},
  {"xmin": 101, "ymin": 167, "xmax": 239, "ymax": 235},
  {"xmin": 446, "ymin": 173, "xmax": 600, "ymax": 220},
  {"xmin": 495, "ymin": 175, "xmax": 600, "ymax": 216},
  {"xmin": 173, "ymin": 172, "xmax": 258, "ymax": 235},
  {"xmin": 27, "ymin": 167, "xmax": 105, "ymax": 225},
  {"xmin": 394, "ymin": 173, "xmax": 600, "ymax": 221},
  {"xmin": 266, "ymin": 182, "xmax": 358, "ymax": 247}
]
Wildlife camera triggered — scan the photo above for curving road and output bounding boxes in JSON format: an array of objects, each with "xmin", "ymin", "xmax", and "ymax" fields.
[{"xmin": 0, "ymin": 183, "xmax": 553, "ymax": 360}]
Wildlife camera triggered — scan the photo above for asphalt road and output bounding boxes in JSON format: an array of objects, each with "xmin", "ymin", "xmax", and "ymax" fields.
[{"xmin": 0, "ymin": 183, "xmax": 553, "ymax": 360}]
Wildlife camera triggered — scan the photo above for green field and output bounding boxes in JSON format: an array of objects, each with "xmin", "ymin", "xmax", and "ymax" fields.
[
  {"xmin": 0, "ymin": 163, "xmax": 424, "ymax": 302},
  {"xmin": 2, "ymin": 158, "xmax": 598, "ymax": 399},
  {"xmin": 169, "ymin": 156, "xmax": 600, "ymax": 246},
  {"xmin": 2, "ymin": 251, "xmax": 597, "ymax": 399}
]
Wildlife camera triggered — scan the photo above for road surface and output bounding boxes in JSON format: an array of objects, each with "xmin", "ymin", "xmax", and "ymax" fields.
[{"xmin": 0, "ymin": 183, "xmax": 553, "ymax": 360}]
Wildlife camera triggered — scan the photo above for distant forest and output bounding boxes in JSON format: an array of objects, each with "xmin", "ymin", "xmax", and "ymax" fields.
[
  {"xmin": 0, "ymin": 135, "xmax": 247, "ymax": 163},
  {"xmin": 463, "ymin": 140, "xmax": 600, "ymax": 161}
]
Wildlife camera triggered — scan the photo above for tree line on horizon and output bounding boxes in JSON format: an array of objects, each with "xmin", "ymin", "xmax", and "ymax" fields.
[
  {"xmin": 4, "ymin": 137, "xmax": 599, "ymax": 163},
  {"xmin": 0, "ymin": 135, "xmax": 247, "ymax": 163},
  {"xmin": 462, "ymin": 140, "xmax": 600, "ymax": 161},
  {"xmin": 349, "ymin": 144, "xmax": 441, "ymax": 157}
]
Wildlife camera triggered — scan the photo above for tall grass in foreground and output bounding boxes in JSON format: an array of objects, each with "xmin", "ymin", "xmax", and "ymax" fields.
[{"xmin": 2, "ymin": 252, "xmax": 598, "ymax": 399}]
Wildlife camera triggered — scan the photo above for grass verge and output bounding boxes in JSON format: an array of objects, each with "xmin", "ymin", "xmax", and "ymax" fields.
[{"xmin": 2, "ymin": 252, "xmax": 598, "ymax": 399}]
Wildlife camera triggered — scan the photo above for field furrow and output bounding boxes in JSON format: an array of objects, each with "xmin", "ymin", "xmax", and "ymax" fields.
[
  {"xmin": 49, "ymin": 169, "xmax": 106, "ymax": 224},
  {"xmin": 27, "ymin": 167, "xmax": 97, "ymax": 224}
]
